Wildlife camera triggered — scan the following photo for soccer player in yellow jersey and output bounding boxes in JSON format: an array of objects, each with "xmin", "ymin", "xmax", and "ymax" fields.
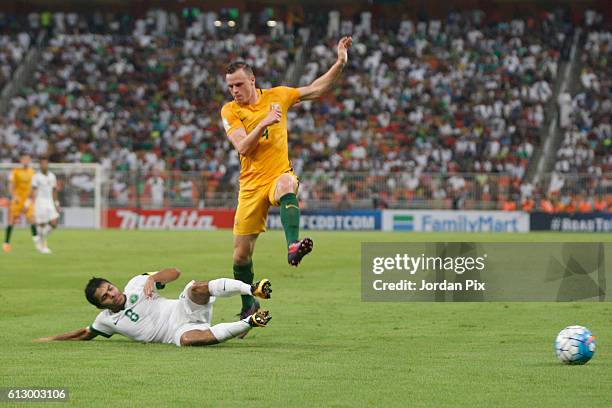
[
  {"xmin": 221, "ymin": 36, "xmax": 352, "ymax": 317},
  {"xmin": 3, "ymin": 153, "xmax": 40, "ymax": 252}
]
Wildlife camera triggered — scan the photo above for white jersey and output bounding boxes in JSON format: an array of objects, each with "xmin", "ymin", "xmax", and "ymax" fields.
[
  {"xmin": 32, "ymin": 171, "xmax": 57, "ymax": 201},
  {"xmin": 89, "ymin": 274, "xmax": 178, "ymax": 344},
  {"xmin": 88, "ymin": 274, "xmax": 214, "ymax": 345},
  {"xmin": 147, "ymin": 177, "xmax": 164, "ymax": 206}
]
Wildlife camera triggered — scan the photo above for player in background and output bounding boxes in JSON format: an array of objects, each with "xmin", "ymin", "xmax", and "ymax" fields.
[
  {"xmin": 31, "ymin": 158, "xmax": 60, "ymax": 254},
  {"xmin": 34, "ymin": 268, "xmax": 273, "ymax": 347},
  {"xmin": 3, "ymin": 153, "xmax": 40, "ymax": 253},
  {"xmin": 221, "ymin": 36, "xmax": 352, "ymax": 320}
]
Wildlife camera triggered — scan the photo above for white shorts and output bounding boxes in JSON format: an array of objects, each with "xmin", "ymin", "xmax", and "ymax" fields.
[
  {"xmin": 172, "ymin": 280, "xmax": 216, "ymax": 346},
  {"xmin": 35, "ymin": 200, "xmax": 59, "ymax": 224}
]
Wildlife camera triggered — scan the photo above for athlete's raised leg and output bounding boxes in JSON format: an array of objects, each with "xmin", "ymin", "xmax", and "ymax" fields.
[
  {"xmin": 180, "ymin": 278, "xmax": 272, "ymax": 346},
  {"xmin": 274, "ymin": 173, "xmax": 313, "ymax": 266}
]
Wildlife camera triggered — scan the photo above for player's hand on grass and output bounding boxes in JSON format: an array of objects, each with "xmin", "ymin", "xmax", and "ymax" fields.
[
  {"xmin": 33, "ymin": 337, "xmax": 53, "ymax": 343},
  {"xmin": 337, "ymin": 36, "xmax": 352, "ymax": 66},
  {"xmin": 261, "ymin": 106, "xmax": 282, "ymax": 127},
  {"xmin": 144, "ymin": 275, "xmax": 156, "ymax": 299}
]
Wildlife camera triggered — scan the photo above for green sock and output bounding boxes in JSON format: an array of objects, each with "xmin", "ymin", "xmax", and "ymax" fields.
[
  {"xmin": 233, "ymin": 262, "xmax": 254, "ymax": 311},
  {"xmin": 30, "ymin": 225, "xmax": 37, "ymax": 237},
  {"xmin": 5, "ymin": 225, "xmax": 13, "ymax": 243},
  {"xmin": 280, "ymin": 193, "xmax": 300, "ymax": 247}
]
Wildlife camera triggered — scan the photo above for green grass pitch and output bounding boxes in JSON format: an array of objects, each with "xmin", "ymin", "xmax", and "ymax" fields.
[{"xmin": 1, "ymin": 230, "xmax": 611, "ymax": 407}]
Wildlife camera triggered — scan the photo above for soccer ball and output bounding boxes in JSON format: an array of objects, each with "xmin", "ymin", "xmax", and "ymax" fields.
[{"xmin": 554, "ymin": 325, "xmax": 596, "ymax": 365}]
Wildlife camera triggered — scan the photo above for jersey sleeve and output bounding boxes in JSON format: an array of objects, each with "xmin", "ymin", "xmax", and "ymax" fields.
[
  {"xmin": 51, "ymin": 173, "xmax": 57, "ymax": 189},
  {"xmin": 220, "ymin": 104, "xmax": 244, "ymax": 136},
  {"xmin": 123, "ymin": 273, "xmax": 165, "ymax": 292},
  {"xmin": 89, "ymin": 312, "xmax": 115, "ymax": 338},
  {"xmin": 142, "ymin": 272, "xmax": 165, "ymax": 290},
  {"xmin": 277, "ymin": 86, "xmax": 301, "ymax": 109},
  {"xmin": 124, "ymin": 274, "xmax": 149, "ymax": 293}
]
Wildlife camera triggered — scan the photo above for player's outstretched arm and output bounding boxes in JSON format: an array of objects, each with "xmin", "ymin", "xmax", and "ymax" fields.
[
  {"xmin": 143, "ymin": 267, "xmax": 181, "ymax": 298},
  {"xmin": 298, "ymin": 36, "xmax": 352, "ymax": 101},
  {"xmin": 34, "ymin": 327, "xmax": 97, "ymax": 342}
]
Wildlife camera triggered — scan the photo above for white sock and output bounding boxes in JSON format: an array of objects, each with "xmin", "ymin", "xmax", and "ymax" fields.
[
  {"xmin": 43, "ymin": 225, "xmax": 53, "ymax": 238},
  {"xmin": 209, "ymin": 320, "xmax": 251, "ymax": 342},
  {"xmin": 207, "ymin": 278, "xmax": 251, "ymax": 297}
]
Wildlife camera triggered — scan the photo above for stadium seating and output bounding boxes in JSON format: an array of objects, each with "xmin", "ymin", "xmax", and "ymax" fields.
[
  {"xmin": 0, "ymin": 30, "xmax": 31, "ymax": 91},
  {"xmin": 294, "ymin": 11, "xmax": 571, "ymax": 208},
  {"xmin": 555, "ymin": 30, "xmax": 610, "ymax": 176},
  {"xmin": 548, "ymin": 12, "xmax": 610, "ymax": 212},
  {"xmin": 0, "ymin": 12, "xmax": 300, "ymax": 207},
  {"xmin": 0, "ymin": 8, "xmax": 608, "ymax": 211}
]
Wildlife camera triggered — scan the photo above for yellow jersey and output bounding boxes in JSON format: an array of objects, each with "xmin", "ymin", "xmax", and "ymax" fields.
[
  {"xmin": 221, "ymin": 86, "xmax": 301, "ymax": 191},
  {"xmin": 10, "ymin": 167, "xmax": 35, "ymax": 197}
]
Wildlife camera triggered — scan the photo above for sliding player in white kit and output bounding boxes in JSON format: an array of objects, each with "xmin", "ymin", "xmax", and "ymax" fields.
[
  {"xmin": 30, "ymin": 158, "xmax": 60, "ymax": 254},
  {"xmin": 34, "ymin": 268, "xmax": 273, "ymax": 347}
]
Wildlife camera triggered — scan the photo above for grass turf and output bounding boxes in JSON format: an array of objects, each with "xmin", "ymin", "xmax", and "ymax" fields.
[{"xmin": 1, "ymin": 230, "xmax": 611, "ymax": 407}]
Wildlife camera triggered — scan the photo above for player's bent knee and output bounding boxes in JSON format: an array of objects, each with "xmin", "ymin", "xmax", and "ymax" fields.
[
  {"xmin": 276, "ymin": 174, "xmax": 296, "ymax": 196},
  {"xmin": 232, "ymin": 244, "xmax": 253, "ymax": 264},
  {"xmin": 188, "ymin": 281, "xmax": 211, "ymax": 305},
  {"xmin": 233, "ymin": 251, "xmax": 251, "ymax": 265},
  {"xmin": 180, "ymin": 329, "xmax": 219, "ymax": 346}
]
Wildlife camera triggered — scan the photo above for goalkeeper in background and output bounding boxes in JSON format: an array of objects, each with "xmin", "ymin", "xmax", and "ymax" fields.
[{"xmin": 3, "ymin": 153, "xmax": 40, "ymax": 253}]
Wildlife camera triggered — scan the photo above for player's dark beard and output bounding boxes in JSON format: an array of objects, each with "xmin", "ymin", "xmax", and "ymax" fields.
[{"xmin": 110, "ymin": 294, "xmax": 126, "ymax": 312}]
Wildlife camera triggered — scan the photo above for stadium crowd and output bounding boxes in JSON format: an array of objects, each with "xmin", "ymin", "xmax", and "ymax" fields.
[
  {"xmin": 292, "ymin": 9, "xmax": 609, "ymax": 211},
  {"xmin": 549, "ymin": 10, "xmax": 610, "ymax": 212},
  {"xmin": 0, "ymin": 8, "xmax": 609, "ymax": 212},
  {"xmin": 555, "ymin": 28, "xmax": 610, "ymax": 175},
  {"xmin": 0, "ymin": 14, "xmax": 32, "ymax": 91},
  {"xmin": 0, "ymin": 10, "xmax": 300, "ymax": 206}
]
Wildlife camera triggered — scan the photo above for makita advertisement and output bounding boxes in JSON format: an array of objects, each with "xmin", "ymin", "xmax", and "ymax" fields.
[
  {"xmin": 267, "ymin": 210, "xmax": 381, "ymax": 231},
  {"xmin": 382, "ymin": 210, "xmax": 530, "ymax": 232},
  {"xmin": 530, "ymin": 212, "xmax": 612, "ymax": 232},
  {"xmin": 104, "ymin": 209, "xmax": 235, "ymax": 230}
]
